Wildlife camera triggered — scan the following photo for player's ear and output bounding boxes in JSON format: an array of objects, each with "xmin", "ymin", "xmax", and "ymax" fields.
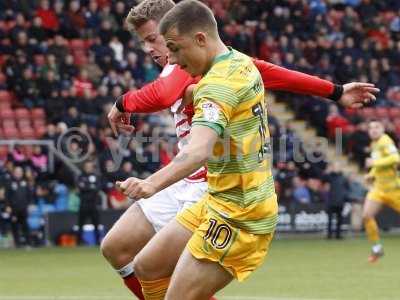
[{"xmin": 194, "ymin": 32, "xmax": 207, "ymax": 47}]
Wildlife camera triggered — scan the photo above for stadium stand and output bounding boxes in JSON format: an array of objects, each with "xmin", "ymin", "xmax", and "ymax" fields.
[{"xmin": 0, "ymin": 0, "xmax": 399, "ymax": 246}]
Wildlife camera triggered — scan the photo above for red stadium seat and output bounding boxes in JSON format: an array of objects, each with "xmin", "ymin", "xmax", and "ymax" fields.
[
  {"xmin": 0, "ymin": 101, "xmax": 10, "ymax": 110},
  {"xmin": 0, "ymin": 72, "xmax": 6, "ymax": 84},
  {"xmin": 33, "ymin": 118, "xmax": 46, "ymax": 128},
  {"xmin": 15, "ymin": 108, "xmax": 30, "ymax": 119},
  {"xmin": 18, "ymin": 119, "xmax": 31, "ymax": 129},
  {"xmin": 3, "ymin": 127, "xmax": 20, "ymax": 139},
  {"xmin": 20, "ymin": 127, "xmax": 36, "ymax": 139},
  {"xmin": 393, "ymin": 118, "xmax": 400, "ymax": 129},
  {"xmin": 360, "ymin": 107, "xmax": 375, "ymax": 119},
  {"xmin": 0, "ymin": 145, "xmax": 8, "ymax": 158},
  {"xmin": 375, "ymin": 107, "xmax": 389, "ymax": 118},
  {"xmin": 35, "ymin": 126, "xmax": 47, "ymax": 138},
  {"xmin": 0, "ymin": 109, "xmax": 15, "ymax": 120},
  {"xmin": 69, "ymin": 39, "xmax": 86, "ymax": 51},
  {"xmin": 388, "ymin": 107, "xmax": 400, "ymax": 119},
  {"xmin": 31, "ymin": 108, "xmax": 46, "ymax": 119},
  {"xmin": 0, "ymin": 91, "xmax": 13, "ymax": 103},
  {"xmin": 2, "ymin": 118, "xmax": 17, "ymax": 129}
]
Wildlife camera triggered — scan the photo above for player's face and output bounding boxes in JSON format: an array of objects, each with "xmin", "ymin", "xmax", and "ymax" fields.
[
  {"xmin": 136, "ymin": 20, "xmax": 169, "ymax": 67},
  {"xmin": 368, "ymin": 122, "xmax": 384, "ymax": 140},
  {"xmin": 164, "ymin": 27, "xmax": 209, "ymax": 76}
]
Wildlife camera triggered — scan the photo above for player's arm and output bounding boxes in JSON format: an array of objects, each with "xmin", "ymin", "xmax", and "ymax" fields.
[
  {"xmin": 117, "ymin": 84, "xmax": 235, "ymax": 199},
  {"xmin": 109, "ymin": 65, "xmax": 194, "ymax": 135},
  {"xmin": 370, "ymin": 144, "xmax": 400, "ymax": 168},
  {"xmin": 117, "ymin": 125, "xmax": 218, "ymax": 199},
  {"xmin": 253, "ymin": 59, "xmax": 379, "ymax": 108}
]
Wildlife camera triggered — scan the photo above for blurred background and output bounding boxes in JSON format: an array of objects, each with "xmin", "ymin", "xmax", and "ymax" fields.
[{"xmin": 0, "ymin": 0, "xmax": 399, "ymax": 299}]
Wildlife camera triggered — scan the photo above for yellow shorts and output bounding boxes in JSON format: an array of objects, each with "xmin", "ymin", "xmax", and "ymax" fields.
[
  {"xmin": 176, "ymin": 197, "xmax": 274, "ymax": 282},
  {"xmin": 367, "ymin": 188, "xmax": 400, "ymax": 213}
]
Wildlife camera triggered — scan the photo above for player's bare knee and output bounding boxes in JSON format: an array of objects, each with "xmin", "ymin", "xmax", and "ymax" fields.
[
  {"xmin": 363, "ymin": 211, "xmax": 374, "ymax": 221},
  {"xmin": 133, "ymin": 253, "xmax": 158, "ymax": 280},
  {"xmin": 100, "ymin": 233, "xmax": 114, "ymax": 260}
]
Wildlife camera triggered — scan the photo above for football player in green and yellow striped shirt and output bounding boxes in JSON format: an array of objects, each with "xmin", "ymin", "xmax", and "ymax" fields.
[
  {"xmin": 118, "ymin": 2, "xmax": 275, "ymax": 297},
  {"xmin": 116, "ymin": 1, "xmax": 375, "ymax": 299}
]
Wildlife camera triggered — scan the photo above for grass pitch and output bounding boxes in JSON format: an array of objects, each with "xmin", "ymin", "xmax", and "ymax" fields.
[{"xmin": 0, "ymin": 236, "xmax": 399, "ymax": 300}]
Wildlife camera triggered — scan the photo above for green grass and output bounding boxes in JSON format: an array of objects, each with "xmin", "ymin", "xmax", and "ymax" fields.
[{"xmin": 0, "ymin": 236, "xmax": 399, "ymax": 300}]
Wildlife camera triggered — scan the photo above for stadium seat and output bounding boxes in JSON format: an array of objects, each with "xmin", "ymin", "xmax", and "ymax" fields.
[
  {"xmin": 0, "ymin": 145, "xmax": 9, "ymax": 160},
  {"xmin": 360, "ymin": 107, "xmax": 375, "ymax": 119},
  {"xmin": 2, "ymin": 118, "xmax": 17, "ymax": 129},
  {"xmin": 15, "ymin": 108, "xmax": 30, "ymax": 119},
  {"xmin": 0, "ymin": 55, "xmax": 8, "ymax": 67},
  {"xmin": 31, "ymin": 108, "xmax": 46, "ymax": 119},
  {"xmin": 0, "ymin": 90, "xmax": 13, "ymax": 103},
  {"xmin": 20, "ymin": 127, "xmax": 36, "ymax": 139},
  {"xmin": 0, "ymin": 72, "xmax": 6, "ymax": 84},
  {"xmin": 69, "ymin": 39, "xmax": 86, "ymax": 51},
  {"xmin": 394, "ymin": 117, "xmax": 400, "ymax": 126},
  {"xmin": 375, "ymin": 107, "xmax": 389, "ymax": 119},
  {"xmin": 0, "ymin": 101, "xmax": 11, "ymax": 110},
  {"xmin": 35, "ymin": 126, "xmax": 47, "ymax": 138},
  {"xmin": 0, "ymin": 109, "xmax": 15, "ymax": 120},
  {"xmin": 18, "ymin": 119, "xmax": 32, "ymax": 129},
  {"xmin": 33, "ymin": 118, "xmax": 46, "ymax": 127},
  {"xmin": 3, "ymin": 127, "xmax": 20, "ymax": 139},
  {"xmin": 388, "ymin": 107, "xmax": 400, "ymax": 119}
]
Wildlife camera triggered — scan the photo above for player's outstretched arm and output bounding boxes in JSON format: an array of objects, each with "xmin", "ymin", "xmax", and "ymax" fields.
[
  {"xmin": 116, "ymin": 125, "xmax": 218, "ymax": 199},
  {"xmin": 253, "ymin": 60, "xmax": 379, "ymax": 107},
  {"xmin": 109, "ymin": 65, "xmax": 195, "ymax": 136}
]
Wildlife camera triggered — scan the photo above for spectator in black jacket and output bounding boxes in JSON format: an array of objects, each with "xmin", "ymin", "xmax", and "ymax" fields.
[
  {"xmin": 324, "ymin": 162, "xmax": 349, "ymax": 240},
  {"xmin": 6, "ymin": 166, "xmax": 33, "ymax": 247},
  {"xmin": 76, "ymin": 160, "xmax": 102, "ymax": 245}
]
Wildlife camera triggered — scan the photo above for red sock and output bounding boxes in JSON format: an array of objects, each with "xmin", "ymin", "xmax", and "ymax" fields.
[
  {"xmin": 123, "ymin": 274, "xmax": 145, "ymax": 300},
  {"xmin": 210, "ymin": 297, "xmax": 218, "ymax": 300}
]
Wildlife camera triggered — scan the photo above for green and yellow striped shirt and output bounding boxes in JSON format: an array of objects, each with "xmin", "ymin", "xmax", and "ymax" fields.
[{"xmin": 192, "ymin": 48, "xmax": 278, "ymax": 234}]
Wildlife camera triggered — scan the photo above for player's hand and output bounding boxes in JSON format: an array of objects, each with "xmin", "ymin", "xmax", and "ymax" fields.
[
  {"xmin": 364, "ymin": 173, "xmax": 374, "ymax": 184},
  {"xmin": 116, "ymin": 178, "xmax": 157, "ymax": 200},
  {"xmin": 108, "ymin": 104, "xmax": 135, "ymax": 137},
  {"xmin": 365, "ymin": 158, "xmax": 374, "ymax": 168},
  {"xmin": 338, "ymin": 83, "xmax": 380, "ymax": 109},
  {"xmin": 177, "ymin": 84, "xmax": 197, "ymax": 113}
]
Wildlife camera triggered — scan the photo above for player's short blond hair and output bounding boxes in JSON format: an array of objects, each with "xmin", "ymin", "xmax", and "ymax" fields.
[
  {"xmin": 126, "ymin": 0, "xmax": 175, "ymax": 31},
  {"xmin": 159, "ymin": 0, "xmax": 218, "ymax": 37}
]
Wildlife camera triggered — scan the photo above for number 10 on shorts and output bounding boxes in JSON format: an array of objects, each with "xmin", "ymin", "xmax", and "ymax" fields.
[{"xmin": 204, "ymin": 218, "xmax": 233, "ymax": 250}]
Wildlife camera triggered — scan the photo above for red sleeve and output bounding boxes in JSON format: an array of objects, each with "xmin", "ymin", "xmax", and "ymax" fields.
[
  {"xmin": 122, "ymin": 65, "xmax": 195, "ymax": 113},
  {"xmin": 253, "ymin": 59, "xmax": 335, "ymax": 98}
]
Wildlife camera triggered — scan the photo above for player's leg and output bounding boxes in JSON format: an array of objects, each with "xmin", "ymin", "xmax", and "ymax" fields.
[
  {"xmin": 336, "ymin": 206, "xmax": 343, "ymax": 239},
  {"xmin": 91, "ymin": 209, "xmax": 100, "ymax": 245},
  {"xmin": 165, "ymin": 248, "xmax": 233, "ymax": 300},
  {"xmin": 133, "ymin": 219, "xmax": 193, "ymax": 300},
  {"xmin": 164, "ymin": 209, "xmax": 274, "ymax": 300},
  {"xmin": 327, "ymin": 206, "xmax": 333, "ymax": 239},
  {"xmin": 362, "ymin": 196, "xmax": 384, "ymax": 262},
  {"xmin": 101, "ymin": 203, "xmax": 155, "ymax": 299},
  {"xmin": 133, "ymin": 197, "xmax": 207, "ymax": 300},
  {"xmin": 77, "ymin": 209, "xmax": 86, "ymax": 245}
]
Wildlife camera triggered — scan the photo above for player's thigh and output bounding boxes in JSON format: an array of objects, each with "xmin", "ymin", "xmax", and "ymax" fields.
[
  {"xmin": 101, "ymin": 203, "xmax": 155, "ymax": 267},
  {"xmin": 382, "ymin": 189, "xmax": 400, "ymax": 214},
  {"xmin": 166, "ymin": 248, "xmax": 233, "ymax": 300},
  {"xmin": 363, "ymin": 197, "xmax": 383, "ymax": 219},
  {"xmin": 133, "ymin": 219, "xmax": 192, "ymax": 280}
]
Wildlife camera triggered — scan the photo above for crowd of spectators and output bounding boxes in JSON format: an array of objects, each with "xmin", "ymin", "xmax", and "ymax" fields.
[{"xmin": 1, "ymin": 0, "xmax": 397, "ymax": 245}]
